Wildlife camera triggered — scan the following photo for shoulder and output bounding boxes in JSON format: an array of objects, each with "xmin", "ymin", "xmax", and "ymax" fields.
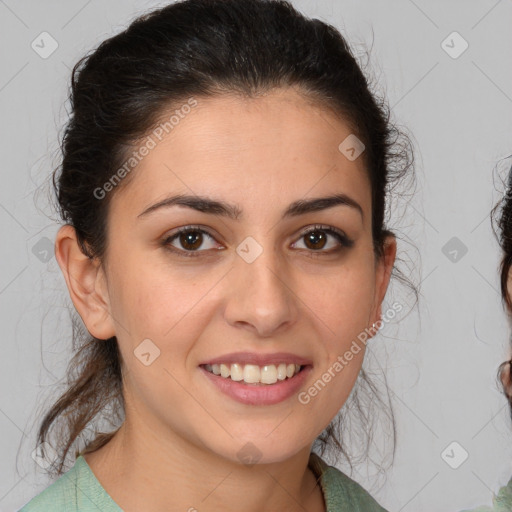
[
  {"xmin": 19, "ymin": 459, "xmax": 82, "ymax": 512},
  {"xmin": 18, "ymin": 455, "xmax": 122, "ymax": 512},
  {"xmin": 309, "ymin": 452, "xmax": 389, "ymax": 512},
  {"xmin": 459, "ymin": 476, "xmax": 512, "ymax": 512}
]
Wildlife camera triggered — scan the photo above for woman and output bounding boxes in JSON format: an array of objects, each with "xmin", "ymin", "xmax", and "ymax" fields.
[
  {"xmin": 20, "ymin": 0, "xmax": 415, "ymax": 510},
  {"xmin": 462, "ymin": 167, "xmax": 512, "ymax": 511}
]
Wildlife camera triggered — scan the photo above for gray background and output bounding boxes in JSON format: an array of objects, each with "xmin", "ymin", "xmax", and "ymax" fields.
[{"xmin": 1, "ymin": 1, "xmax": 512, "ymax": 511}]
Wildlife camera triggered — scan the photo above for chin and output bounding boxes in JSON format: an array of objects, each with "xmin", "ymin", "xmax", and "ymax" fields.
[{"xmin": 208, "ymin": 434, "xmax": 311, "ymax": 467}]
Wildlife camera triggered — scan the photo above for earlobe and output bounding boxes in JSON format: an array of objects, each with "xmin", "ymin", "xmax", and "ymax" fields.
[{"xmin": 54, "ymin": 224, "xmax": 116, "ymax": 340}]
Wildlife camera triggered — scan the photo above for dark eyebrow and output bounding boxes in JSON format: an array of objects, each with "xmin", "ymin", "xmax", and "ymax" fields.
[{"xmin": 137, "ymin": 193, "xmax": 364, "ymax": 221}]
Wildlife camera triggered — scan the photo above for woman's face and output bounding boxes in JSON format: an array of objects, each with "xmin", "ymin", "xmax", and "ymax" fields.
[
  {"xmin": 62, "ymin": 87, "xmax": 395, "ymax": 464},
  {"xmin": 503, "ymin": 267, "xmax": 512, "ymax": 394}
]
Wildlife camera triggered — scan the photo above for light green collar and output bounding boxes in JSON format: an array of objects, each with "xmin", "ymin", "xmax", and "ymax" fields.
[{"xmin": 462, "ymin": 477, "xmax": 512, "ymax": 511}]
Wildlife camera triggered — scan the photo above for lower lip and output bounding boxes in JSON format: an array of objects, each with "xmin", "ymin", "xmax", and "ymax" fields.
[{"xmin": 199, "ymin": 365, "xmax": 312, "ymax": 405}]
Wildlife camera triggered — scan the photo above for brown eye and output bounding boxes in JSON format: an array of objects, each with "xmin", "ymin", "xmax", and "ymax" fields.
[
  {"xmin": 293, "ymin": 225, "xmax": 354, "ymax": 254},
  {"xmin": 178, "ymin": 230, "xmax": 204, "ymax": 250},
  {"xmin": 162, "ymin": 226, "xmax": 220, "ymax": 257},
  {"xmin": 161, "ymin": 224, "xmax": 353, "ymax": 259},
  {"xmin": 303, "ymin": 230, "xmax": 328, "ymax": 250}
]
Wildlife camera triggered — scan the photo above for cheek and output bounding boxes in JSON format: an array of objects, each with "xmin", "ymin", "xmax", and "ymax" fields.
[
  {"xmin": 108, "ymin": 262, "xmax": 216, "ymax": 364},
  {"xmin": 305, "ymin": 266, "xmax": 376, "ymax": 351}
]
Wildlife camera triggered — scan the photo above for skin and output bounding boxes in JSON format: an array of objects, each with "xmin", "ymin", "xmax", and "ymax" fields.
[
  {"xmin": 503, "ymin": 270, "xmax": 512, "ymax": 396},
  {"xmin": 55, "ymin": 86, "xmax": 396, "ymax": 512}
]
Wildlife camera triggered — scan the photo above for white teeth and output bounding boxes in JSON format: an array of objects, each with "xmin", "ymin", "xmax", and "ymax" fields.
[
  {"xmin": 220, "ymin": 363, "xmax": 230, "ymax": 378},
  {"xmin": 243, "ymin": 364, "xmax": 260, "ymax": 383},
  {"xmin": 260, "ymin": 365, "xmax": 278, "ymax": 384},
  {"xmin": 231, "ymin": 363, "xmax": 243, "ymax": 381},
  {"xmin": 204, "ymin": 362, "xmax": 303, "ymax": 384}
]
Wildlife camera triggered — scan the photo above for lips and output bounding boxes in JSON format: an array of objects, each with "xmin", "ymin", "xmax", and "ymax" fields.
[
  {"xmin": 200, "ymin": 363, "xmax": 312, "ymax": 405},
  {"xmin": 198, "ymin": 351, "xmax": 313, "ymax": 405}
]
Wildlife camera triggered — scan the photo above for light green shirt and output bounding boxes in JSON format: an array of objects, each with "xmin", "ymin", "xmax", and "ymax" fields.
[
  {"xmin": 19, "ymin": 451, "xmax": 389, "ymax": 511},
  {"xmin": 460, "ymin": 477, "xmax": 512, "ymax": 512}
]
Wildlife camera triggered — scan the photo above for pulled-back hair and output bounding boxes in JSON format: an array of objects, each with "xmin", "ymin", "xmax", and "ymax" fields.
[
  {"xmin": 35, "ymin": 0, "xmax": 415, "ymax": 477},
  {"xmin": 492, "ymin": 159, "xmax": 512, "ymax": 415}
]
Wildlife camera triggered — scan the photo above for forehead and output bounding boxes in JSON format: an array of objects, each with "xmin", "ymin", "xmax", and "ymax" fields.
[{"xmin": 111, "ymin": 88, "xmax": 371, "ymax": 221}]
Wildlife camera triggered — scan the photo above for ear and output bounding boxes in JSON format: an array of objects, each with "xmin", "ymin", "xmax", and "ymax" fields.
[
  {"xmin": 54, "ymin": 224, "xmax": 116, "ymax": 340},
  {"xmin": 370, "ymin": 234, "xmax": 397, "ymax": 326},
  {"xmin": 501, "ymin": 361, "xmax": 512, "ymax": 399}
]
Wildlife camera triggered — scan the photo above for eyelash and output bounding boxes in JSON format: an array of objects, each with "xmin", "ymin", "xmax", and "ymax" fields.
[{"xmin": 161, "ymin": 224, "xmax": 354, "ymax": 259}]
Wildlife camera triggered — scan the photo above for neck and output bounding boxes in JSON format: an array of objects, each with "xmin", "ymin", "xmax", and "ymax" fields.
[{"xmin": 83, "ymin": 419, "xmax": 325, "ymax": 512}]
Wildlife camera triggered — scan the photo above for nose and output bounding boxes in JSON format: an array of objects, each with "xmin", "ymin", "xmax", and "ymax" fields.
[{"xmin": 223, "ymin": 239, "xmax": 298, "ymax": 338}]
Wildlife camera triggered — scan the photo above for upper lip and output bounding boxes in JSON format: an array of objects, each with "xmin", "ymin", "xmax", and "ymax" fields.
[{"xmin": 200, "ymin": 352, "xmax": 313, "ymax": 367}]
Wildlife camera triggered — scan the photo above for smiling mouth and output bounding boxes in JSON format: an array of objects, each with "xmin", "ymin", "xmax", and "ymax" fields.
[{"xmin": 201, "ymin": 363, "xmax": 305, "ymax": 385}]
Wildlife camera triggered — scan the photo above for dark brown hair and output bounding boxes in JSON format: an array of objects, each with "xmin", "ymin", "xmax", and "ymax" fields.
[
  {"xmin": 492, "ymin": 159, "xmax": 512, "ymax": 413},
  {"xmin": 36, "ymin": 0, "xmax": 415, "ymax": 477}
]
